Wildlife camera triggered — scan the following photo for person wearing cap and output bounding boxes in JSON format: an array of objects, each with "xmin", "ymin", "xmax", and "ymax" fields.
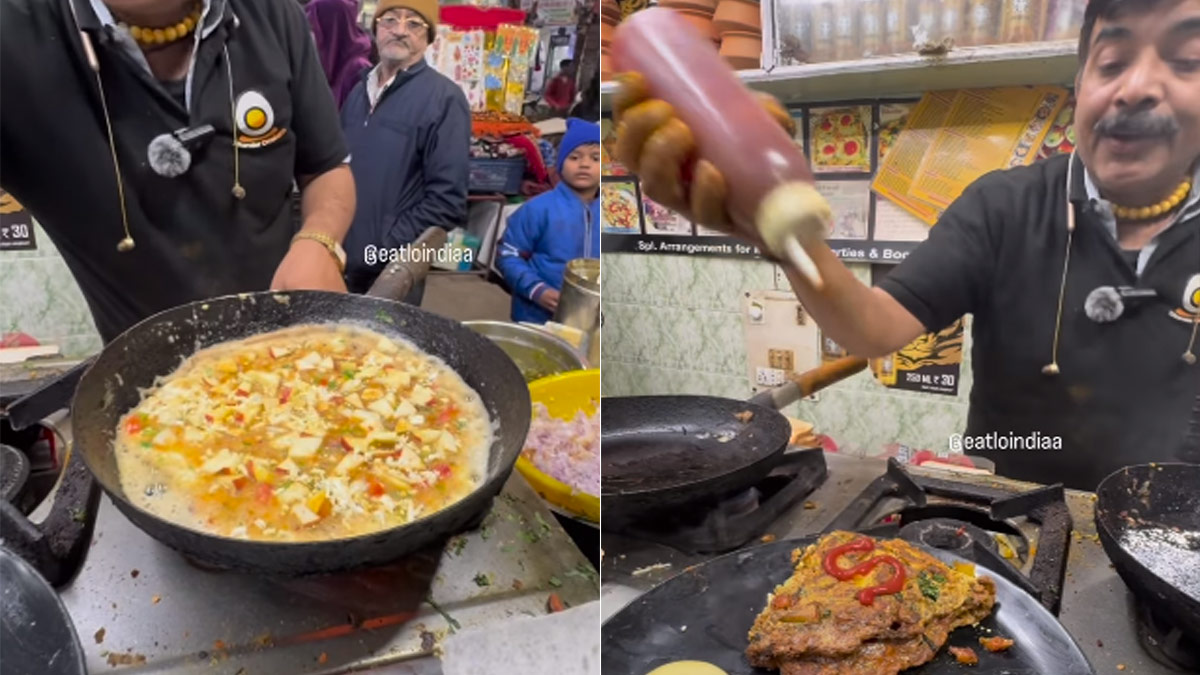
[
  {"xmin": 497, "ymin": 118, "xmax": 601, "ymax": 323},
  {"xmin": 339, "ymin": 0, "xmax": 470, "ymax": 302}
]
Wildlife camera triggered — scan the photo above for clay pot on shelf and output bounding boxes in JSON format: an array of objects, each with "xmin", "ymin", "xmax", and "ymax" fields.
[
  {"xmin": 719, "ymin": 29, "xmax": 762, "ymax": 70},
  {"xmin": 713, "ymin": 0, "xmax": 761, "ymax": 34},
  {"xmin": 672, "ymin": 7, "xmax": 719, "ymax": 42}
]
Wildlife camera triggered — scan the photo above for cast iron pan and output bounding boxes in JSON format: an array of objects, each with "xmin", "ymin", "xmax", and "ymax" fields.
[
  {"xmin": 602, "ymin": 537, "xmax": 1094, "ymax": 675},
  {"xmin": 600, "ymin": 395, "xmax": 792, "ymax": 521},
  {"xmin": 0, "ymin": 546, "xmax": 86, "ymax": 675},
  {"xmin": 69, "ymin": 290, "xmax": 530, "ymax": 575},
  {"xmin": 1095, "ymin": 463, "xmax": 1200, "ymax": 641}
]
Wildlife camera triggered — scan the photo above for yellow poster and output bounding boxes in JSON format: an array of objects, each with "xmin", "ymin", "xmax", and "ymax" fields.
[
  {"xmin": 909, "ymin": 86, "xmax": 1069, "ymax": 208},
  {"xmin": 870, "ymin": 91, "xmax": 954, "ymax": 225},
  {"xmin": 872, "ymin": 318, "xmax": 965, "ymax": 396}
]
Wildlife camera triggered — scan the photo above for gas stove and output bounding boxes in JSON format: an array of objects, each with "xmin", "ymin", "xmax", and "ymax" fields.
[
  {"xmin": 601, "ymin": 448, "xmax": 827, "ymax": 555},
  {"xmin": 601, "ymin": 452, "xmax": 1185, "ymax": 674},
  {"xmin": 2, "ymin": 418, "xmax": 600, "ymax": 674}
]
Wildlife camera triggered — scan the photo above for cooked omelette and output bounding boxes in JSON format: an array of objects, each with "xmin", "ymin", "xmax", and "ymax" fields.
[
  {"xmin": 114, "ymin": 324, "xmax": 492, "ymax": 542},
  {"xmin": 747, "ymin": 531, "xmax": 996, "ymax": 675}
]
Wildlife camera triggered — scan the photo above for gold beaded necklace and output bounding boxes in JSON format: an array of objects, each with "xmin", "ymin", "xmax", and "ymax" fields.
[
  {"xmin": 1110, "ymin": 178, "xmax": 1192, "ymax": 221},
  {"xmin": 118, "ymin": 2, "xmax": 202, "ymax": 48}
]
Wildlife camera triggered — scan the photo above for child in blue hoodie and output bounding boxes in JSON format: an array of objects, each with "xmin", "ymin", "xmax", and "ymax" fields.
[{"xmin": 498, "ymin": 118, "xmax": 601, "ymax": 324}]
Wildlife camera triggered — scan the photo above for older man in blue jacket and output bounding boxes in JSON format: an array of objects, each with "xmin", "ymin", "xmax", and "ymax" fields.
[
  {"xmin": 340, "ymin": 0, "xmax": 470, "ymax": 301},
  {"xmin": 498, "ymin": 119, "xmax": 601, "ymax": 323}
]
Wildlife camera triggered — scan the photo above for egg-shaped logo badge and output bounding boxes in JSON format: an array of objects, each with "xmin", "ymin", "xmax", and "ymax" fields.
[
  {"xmin": 234, "ymin": 91, "xmax": 286, "ymax": 148},
  {"xmin": 1170, "ymin": 273, "xmax": 1200, "ymax": 323}
]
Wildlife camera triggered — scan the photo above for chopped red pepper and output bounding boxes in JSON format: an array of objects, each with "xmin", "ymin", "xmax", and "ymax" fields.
[
  {"xmin": 433, "ymin": 463, "xmax": 452, "ymax": 479},
  {"xmin": 823, "ymin": 537, "xmax": 907, "ymax": 606},
  {"xmin": 771, "ymin": 594, "xmax": 794, "ymax": 610},
  {"xmin": 547, "ymin": 593, "xmax": 566, "ymax": 613},
  {"xmin": 437, "ymin": 405, "xmax": 457, "ymax": 425},
  {"xmin": 368, "ymin": 481, "xmax": 386, "ymax": 498},
  {"xmin": 125, "ymin": 415, "xmax": 144, "ymax": 436},
  {"xmin": 235, "ymin": 389, "xmax": 249, "ymax": 398},
  {"xmin": 279, "ymin": 386, "xmax": 292, "ymax": 404},
  {"xmin": 255, "ymin": 483, "xmax": 273, "ymax": 505},
  {"xmin": 234, "ymin": 412, "xmax": 245, "ymax": 424},
  {"xmin": 204, "ymin": 414, "xmax": 215, "ymax": 424},
  {"xmin": 232, "ymin": 477, "xmax": 248, "ymax": 491}
]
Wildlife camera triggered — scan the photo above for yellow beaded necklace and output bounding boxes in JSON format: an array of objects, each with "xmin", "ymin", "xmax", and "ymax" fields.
[
  {"xmin": 119, "ymin": 3, "xmax": 202, "ymax": 48},
  {"xmin": 1110, "ymin": 178, "xmax": 1192, "ymax": 221}
]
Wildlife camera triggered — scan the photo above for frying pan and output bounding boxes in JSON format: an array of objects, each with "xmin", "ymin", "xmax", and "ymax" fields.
[
  {"xmin": 69, "ymin": 289, "xmax": 530, "ymax": 575},
  {"xmin": 0, "ymin": 546, "xmax": 86, "ymax": 675},
  {"xmin": 601, "ymin": 537, "xmax": 1095, "ymax": 675},
  {"xmin": 601, "ymin": 357, "xmax": 866, "ymax": 522},
  {"xmin": 1095, "ymin": 463, "xmax": 1200, "ymax": 641}
]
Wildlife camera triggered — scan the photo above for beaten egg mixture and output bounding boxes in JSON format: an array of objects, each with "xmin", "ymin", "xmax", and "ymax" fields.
[{"xmin": 114, "ymin": 325, "xmax": 492, "ymax": 542}]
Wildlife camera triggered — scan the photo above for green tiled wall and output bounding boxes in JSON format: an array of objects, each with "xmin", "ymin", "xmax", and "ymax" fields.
[
  {"xmin": 602, "ymin": 253, "xmax": 972, "ymax": 457},
  {"xmin": 0, "ymin": 221, "xmax": 102, "ymax": 358}
]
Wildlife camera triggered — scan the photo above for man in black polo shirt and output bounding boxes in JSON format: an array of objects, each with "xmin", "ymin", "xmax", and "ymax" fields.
[
  {"xmin": 0, "ymin": 0, "xmax": 355, "ymax": 343},
  {"xmin": 616, "ymin": 0, "xmax": 1200, "ymax": 490}
]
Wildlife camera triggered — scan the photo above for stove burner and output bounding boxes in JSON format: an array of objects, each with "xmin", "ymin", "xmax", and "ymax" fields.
[
  {"xmin": 1, "ymin": 443, "xmax": 30, "ymax": 504},
  {"xmin": 899, "ymin": 518, "xmax": 999, "ymax": 558},
  {"xmin": 1136, "ymin": 601, "xmax": 1200, "ymax": 672},
  {"xmin": 605, "ymin": 449, "xmax": 827, "ymax": 555},
  {"xmin": 825, "ymin": 458, "xmax": 1071, "ymax": 613}
]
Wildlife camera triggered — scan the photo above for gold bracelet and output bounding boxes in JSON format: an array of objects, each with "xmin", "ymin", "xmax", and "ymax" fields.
[{"xmin": 292, "ymin": 231, "xmax": 347, "ymax": 274}]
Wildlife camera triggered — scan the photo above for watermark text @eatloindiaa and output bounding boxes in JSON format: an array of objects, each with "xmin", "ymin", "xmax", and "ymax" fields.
[{"xmin": 948, "ymin": 432, "xmax": 1063, "ymax": 452}]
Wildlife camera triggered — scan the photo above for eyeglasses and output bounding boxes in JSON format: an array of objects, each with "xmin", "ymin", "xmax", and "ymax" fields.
[{"xmin": 378, "ymin": 16, "xmax": 428, "ymax": 35}]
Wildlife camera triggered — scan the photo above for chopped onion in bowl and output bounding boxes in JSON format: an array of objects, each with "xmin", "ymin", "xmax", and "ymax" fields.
[{"xmin": 522, "ymin": 402, "xmax": 599, "ymax": 497}]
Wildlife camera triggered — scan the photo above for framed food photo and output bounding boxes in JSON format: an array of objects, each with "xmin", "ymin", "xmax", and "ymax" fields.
[
  {"xmin": 642, "ymin": 195, "xmax": 693, "ymax": 235},
  {"xmin": 809, "ymin": 105, "xmax": 873, "ymax": 174},
  {"xmin": 601, "ymin": 177, "xmax": 644, "ymax": 235}
]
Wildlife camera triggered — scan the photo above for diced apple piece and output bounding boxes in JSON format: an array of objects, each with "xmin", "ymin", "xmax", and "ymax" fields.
[
  {"xmin": 289, "ymin": 436, "xmax": 323, "ymax": 458},
  {"xmin": 278, "ymin": 482, "xmax": 309, "ymax": 504},
  {"xmin": 381, "ymin": 371, "xmax": 412, "ymax": 389},
  {"xmin": 269, "ymin": 345, "xmax": 292, "ymax": 359},
  {"xmin": 329, "ymin": 339, "xmax": 348, "ymax": 353},
  {"xmin": 340, "ymin": 436, "xmax": 367, "ymax": 454},
  {"xmin": 152, "ymin": 429, "xmax": 177, "ymax": 447},
  {"xmin": 410, "ymin": 386, "xmax": 433, "ymax": 406},
  {"xmin": 183, "ymin": 428, "xmax": 206, "ymax": 444},
  {"xmin": 367, "ymin": 431, "xmax": 398, "ymax": 446},
  {"xmin": 394, "ymin": 400, "xmax": 416, "ymax": 417},
  {"xmin": 292, "ymin": 503, "xmax": 320, "ymax": 526},
  {"xmin": 346, "ymin": 393, "xmax": 364, "ymax": 409},
  {"xmin": 376, "ymin": 470, "xmax": 413, "ymax": 493},
  {"xmin": 437, "ymin": 433, "xmax": 459, "ymax": 453},
  {"xmin": 414, "ymin": 429, "xmax": 442, "ymax": 443},
  {"xmin": 319, "ymin": 356, "xmax": 335, "ymax": 371},
  {"xmin": 334, "ymin": 452, "xmax": 365, "ymax": 475},
  {"xmin": 277, "ymin": 458, "xmax": 299, "ymax": 475},
  {"xmin": 368, "ymin": 398, "xmax": 393, "ymax": 418},
  {"xmin": 376, "ymin": 338, "xmax": 399, "ymax": 353},
  {"xmin": 200, "ymin": 449, "xmax": 240, "ymax": 474},
  {"xmin": 216, "ymin": 358, "xmax": 239, "ymax": 374},
  {"xmin": 295, "ymin": 352, "xmax": 322, "ymax": 370},
  {"xmin": 351, "ymin": 410, "xmax": 382, "ymax": 430}
]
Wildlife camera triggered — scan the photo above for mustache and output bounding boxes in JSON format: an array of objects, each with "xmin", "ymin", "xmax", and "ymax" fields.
[{"xmin": 1094, "ymin": 111, "xmax": 1179, "ymax": 139}]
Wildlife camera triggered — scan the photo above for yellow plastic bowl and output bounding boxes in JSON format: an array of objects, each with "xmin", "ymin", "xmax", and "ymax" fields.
[{"xmin": 515, "ymin": 369, "xmax": 600, "ymax": 523}]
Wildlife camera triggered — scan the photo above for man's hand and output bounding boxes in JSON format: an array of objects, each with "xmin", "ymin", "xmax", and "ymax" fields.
[
  {"xmin": 538, "ymin": 288, "xmax": 561, "ymax": 313},
  {"xmin": 614, "ymin": 72, "xmax": 796, "ymax": 248},
  {"xmin": 270, "ymin": 239, "xmax": 347, "ymax": 293}
]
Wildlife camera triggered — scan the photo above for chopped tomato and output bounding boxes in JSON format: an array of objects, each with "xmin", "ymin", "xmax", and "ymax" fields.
[
  {"xmin": 255, "ymin": 483, "xmax": 274, "ymax": 505},
  {"xmin": 844, "ymin": 140, "xmax": 859, "ymax": 156},
  {"xmin": 368, "ymin": 481, "xmax": 386, "ymax": 498},
  {"xmin": 235, "ymin": 389, "xmax": 249, "ymax": 398},
  {"xmin": 389, "ymin": 450, "xmax": 404, "ymax": 459},
  {"xmin": 279, "ymin": 386, "xmax": 292, "ymax": 404},
  {"xmin": 125, "ymin": 415, "xmax": 144, "ymax": 436},
  {"xmin": 771, "ymin": 594, "xmax": 794, "ymax": 610},
  {"xmin": 204, "ymin": 414, "xmax": 214, "ymax": 424},
  {"xmin": 232, "ymin": 477, "xmax": 248, "ymax": 491},
  {"xmin": 245, "ymin": 460, "xmax": 255, "ymax": 478},
  {"xmin": 437, "ymin": 406, "xmax": 457, "ymax": 425},
  {"xmin": 840, "ymin": 114, "xmax": 853, "ymax": 126},
  {"xmin": 433, "ymin": 463, "xmax": 452, "ymax": 479},
  {"xmin": 274, "ymin": 468, "xmax": 289, "ymax": 476},
  {"xmin": 234, "ymin": 413, "xmax": 245, "ymax": 424}
]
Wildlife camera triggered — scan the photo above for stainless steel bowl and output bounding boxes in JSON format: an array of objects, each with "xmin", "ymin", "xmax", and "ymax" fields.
[{"xmin": 464, "ymin": 321, "xmax": 587, "ymax": 383}]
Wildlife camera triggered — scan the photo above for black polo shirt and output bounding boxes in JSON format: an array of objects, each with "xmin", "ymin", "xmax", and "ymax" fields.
[
  {"xmin": 0, "ymin": 0, "xmax": 347, "ymax": 342},
  {"xmin": 879, "ymin": 152, "xmax": 1200, "ymax": 491}
]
